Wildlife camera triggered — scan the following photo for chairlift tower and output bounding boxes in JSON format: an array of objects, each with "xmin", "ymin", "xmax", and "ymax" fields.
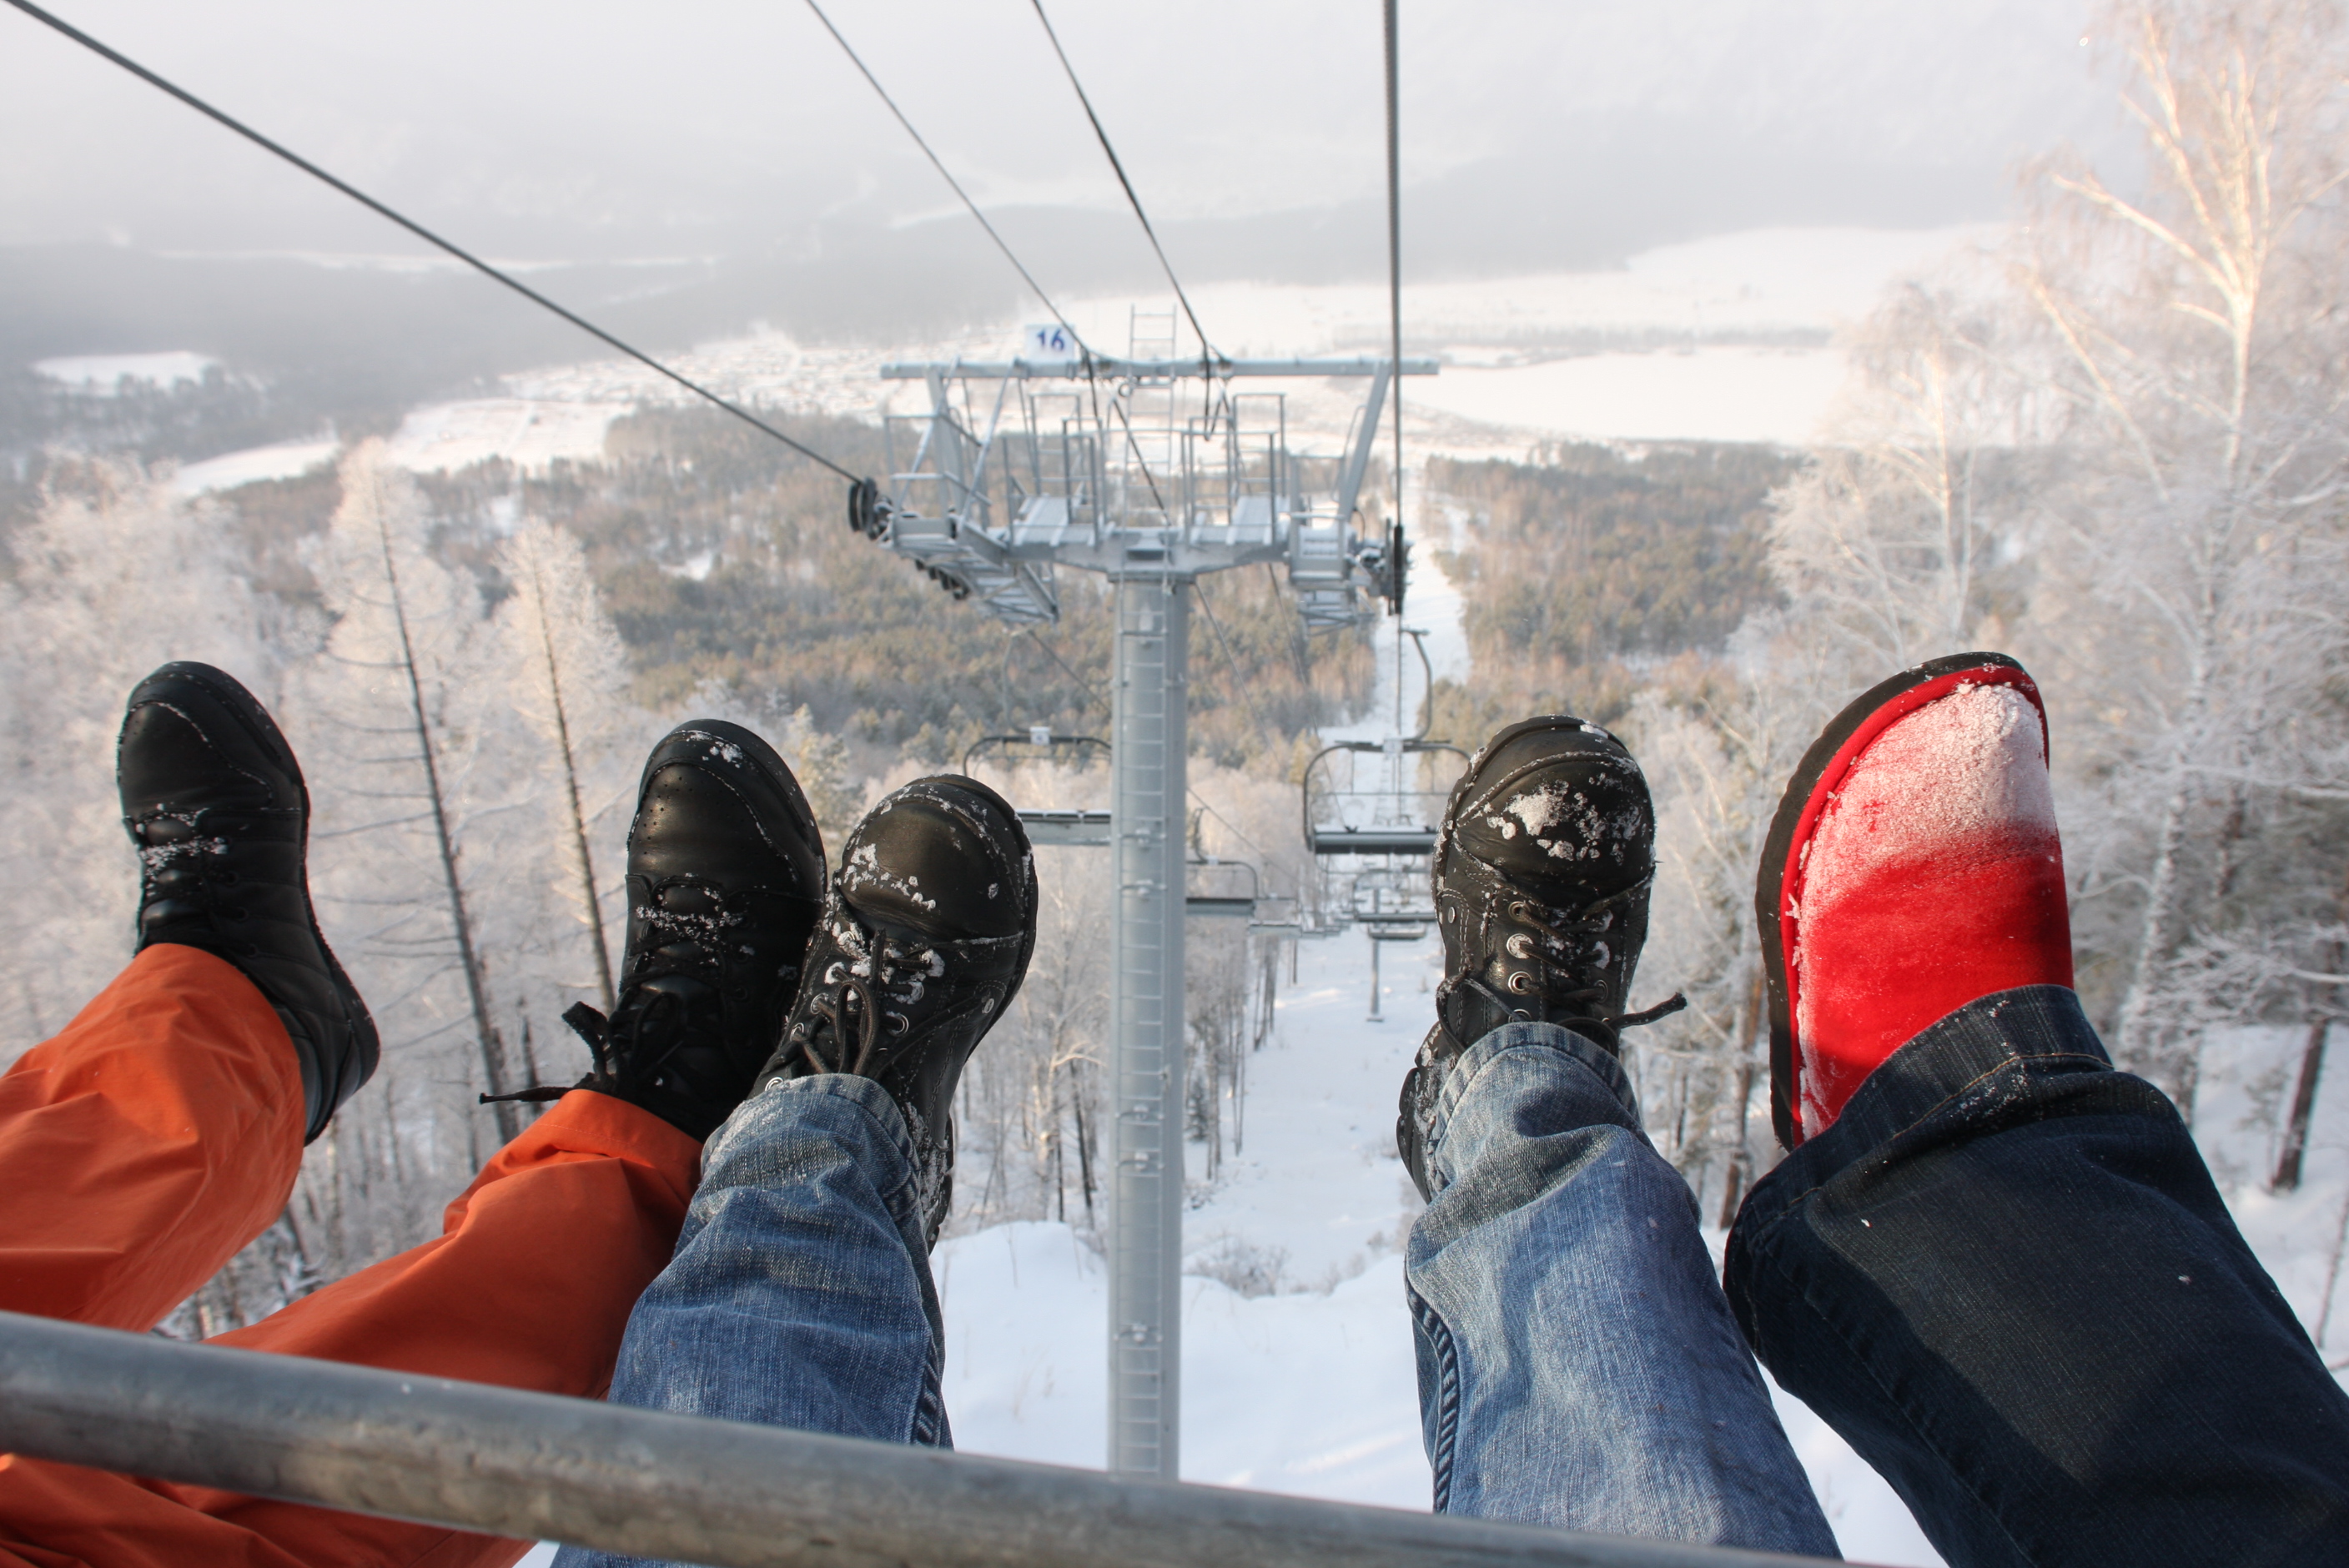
[{"xmin": 854, "ymin": 337, "xmax": 1435, "ymax": 1480}]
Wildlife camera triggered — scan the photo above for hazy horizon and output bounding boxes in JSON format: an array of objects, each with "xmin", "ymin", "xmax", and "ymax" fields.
[{"xmin": 4, "ymin": 0, "xmax": 2134, "ymax": 421}]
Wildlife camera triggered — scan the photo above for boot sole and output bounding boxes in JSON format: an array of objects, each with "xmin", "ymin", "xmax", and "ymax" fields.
[
  {"xmin": 129, "ymin": 661, "xmax": 380, "ymax": 1136},
  {"xmin": 1754, "ymin": 651, "xmax": 2044, "ymax": 1150}
]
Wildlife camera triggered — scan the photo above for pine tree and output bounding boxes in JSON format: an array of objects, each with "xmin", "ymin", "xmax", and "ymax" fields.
[{"xmin": 0, "ymin": 460, "xmax": 276, "ymax": 1062}]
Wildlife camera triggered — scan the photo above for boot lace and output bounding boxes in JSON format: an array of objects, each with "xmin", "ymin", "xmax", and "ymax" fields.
[
  {"xmin": 1477, "ymin": 878, "xmax": 1687, "ymax": 1033},
  {"xmin": 479, "ymin": 993, "xmax": 702, "ymax": 1108},
  {"xmin": 785, "ymin": 897, "xmax": 947, "ymax": 1078},
  {"xmin": 480, "ymin": 882, "xmax": 741, "ymax": 1108}
]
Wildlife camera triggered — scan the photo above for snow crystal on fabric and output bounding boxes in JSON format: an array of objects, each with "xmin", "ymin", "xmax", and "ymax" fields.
[{"xmin": 1800, "ymin": 682, "xmax": 2053, "ymax": 922}]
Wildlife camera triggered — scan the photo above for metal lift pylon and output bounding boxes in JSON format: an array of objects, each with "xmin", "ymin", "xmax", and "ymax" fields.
[{"xmin": 852, "ymin": 335, "xmax": 1435, "ymax": 1480}]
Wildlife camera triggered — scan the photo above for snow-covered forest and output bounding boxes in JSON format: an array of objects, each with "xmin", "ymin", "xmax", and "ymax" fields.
[
  {"xmin": 1, "ymin": 3, "xmax": 2346, "ymax": 1552},
  {"xmin": 1607, "ymin": 0, "xmax": 2349, "ymax": 1239}
]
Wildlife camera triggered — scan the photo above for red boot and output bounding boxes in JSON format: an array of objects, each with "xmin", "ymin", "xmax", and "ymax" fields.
[{"xmin": 1758, "ymin": 652, "xmax": 2075, "ymax": 1148}]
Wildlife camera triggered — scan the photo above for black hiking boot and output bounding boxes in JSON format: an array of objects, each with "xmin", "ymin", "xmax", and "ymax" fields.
[
  {"xmin": 119, "ymin": 661, "xmax": 379, "ymax": 1143},
  {"xmin": 755, "ymin": 775, "xmax": 1036, "ymax": 1248},
  {"xmin": 1396, "ymin": 714, "xmax": 1683, "ymax": 1200},
  {"xmin": 542, "ymin": 721, "xmax": 827, "ymax": 1141}
]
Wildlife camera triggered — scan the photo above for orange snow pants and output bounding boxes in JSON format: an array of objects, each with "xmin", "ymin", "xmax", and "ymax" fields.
[{"xmin": 0, "ymin": 944, "xmax": 705, "ymax": 1568}]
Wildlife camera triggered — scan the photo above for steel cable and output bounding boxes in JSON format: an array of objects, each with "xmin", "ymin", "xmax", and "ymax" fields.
[
  {"xmin": 1382, "ymin": 0, "xmax": 1408, "ymax": 616},
  {"xmin": 0, "ymin": 0, "xmax": 865, "ymax": 482},
  {"xmin": 1026, "ymin": 0, "xmax": 1219, "ymax": 362},
  {"xmin": 800, "ymin": 0, "xmax": 1092, "ymax": 357}
]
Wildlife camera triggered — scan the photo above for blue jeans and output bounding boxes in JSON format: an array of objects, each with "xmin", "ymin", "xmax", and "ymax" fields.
[
  {"xmin": 554, "ymin": 1075, "xmax": 947, "ymax": 1568},
  {"xmin": 1728, "ymin": 984, "xmax": 2349, "ymax": 1568},
  {"xmin": 1406, "ymin": 1022, "xmax": 1838, "ymax": 1554},
  {"xmin": 561, "ymin": 990, "xmax": 2349, "ymax": 1568},
  {"xmin": 561, "ymin": 1029, "xmax": 1837, "ymax": 1567}
]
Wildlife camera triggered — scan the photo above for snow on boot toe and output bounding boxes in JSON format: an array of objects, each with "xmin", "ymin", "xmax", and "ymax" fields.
[
  {"xmin": 1758, "ymin": 653, "xmax": 2075, "ymax": 1148},
  {"xmin": 760, "ymin": 774, "xmax": 1037, "ymax": 1248},
  {"xmin": 119, "ymin": 660, "xmax": 379, "ymax": 1142}
]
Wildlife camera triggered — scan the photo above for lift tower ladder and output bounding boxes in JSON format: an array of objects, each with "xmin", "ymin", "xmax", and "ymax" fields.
[{"xmin": 856, "ymin": 349, "xmax": 1435, "ymax": 1480}]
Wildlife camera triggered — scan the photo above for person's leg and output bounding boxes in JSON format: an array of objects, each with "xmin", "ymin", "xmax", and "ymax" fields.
[
  {"xmin": 0, "ymin": 694, "xmax": 811, "ymax": 1568},
  {"xmin": 1397, "ymin": 716, "xmax": 1837, "ymax": 1555},
  {"xmin": 153, "ymin": 716, "xmax": 835, "ymax": 1568},
  {"xmin": 1728, "ymin": 987, "xmax": 2349, "ymax": 1568},
  {"xmin": 0, "ymin": 943, "xmax": 304, "ymax": 1331},
  {"xmin": 1730, "ymin": 653, "xmax": 2349, "ymax": 1568},
  {"xmin": 1410, "ymin": 1022, "xmax": 1839, "ymax": 1554},
  {"xmin": 0, "ymin": 1087, "xmax": 704, "ymax": 1568},
  {"xmin": 588, "ymin": 1073, "xmax": 948, "ymax": 1447},
  {"xmin": 0, "ymin": 659, "xmax": 387, "ymax": 1334},
  {"xmin": 556, "ymin": 774, "xmax": 1037, "ymax": 1568}
]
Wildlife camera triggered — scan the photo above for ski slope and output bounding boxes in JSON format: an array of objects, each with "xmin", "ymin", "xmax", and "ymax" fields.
[{"xmin": 929, "ymin": 931, "xmax": 1946, "ymax": 1565}]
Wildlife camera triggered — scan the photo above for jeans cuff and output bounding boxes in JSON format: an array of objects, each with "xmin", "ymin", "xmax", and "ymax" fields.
[
  {"xmin": 1745, "ymin": 984, "xmax": 2110, "ymax": 1215},
  {"xmin": 1426, "ymin": 1020, "xmax": 1641, "ymax": 1187},
  {"xmin": 713, "ymin": 1072, "xmax": 919, "ymax": 1196}
]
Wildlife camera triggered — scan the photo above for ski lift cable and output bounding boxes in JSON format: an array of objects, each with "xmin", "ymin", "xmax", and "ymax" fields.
[
  {"xmin": 0, "ymin": 0, "xmax": 864, "ymax": 485},
  {"xmin": 1382, "ymin": 0, "xmax": 1408, "ymax": 618},
  {"xmin": 1025, "ymin": 0, "xmax": 1220, "ymax": 362},
  {"xmin": 799, "ymin": 0, "xmax": 1092, "ymax": 357}
]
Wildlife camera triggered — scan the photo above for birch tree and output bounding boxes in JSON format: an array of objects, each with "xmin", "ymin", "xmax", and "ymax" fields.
[{"xmin": 2020, "ymin": 0, "xmax": 2349, "ymax": 1101}]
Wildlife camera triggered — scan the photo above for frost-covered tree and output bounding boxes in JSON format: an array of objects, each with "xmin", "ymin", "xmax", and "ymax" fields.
[
  {"xmin": 2016, "ymin": 0, "xmax": 2349, "ymax": 1103},
  {"xmin": 0, "ymin": 462, "xmax": 279, "ymax": 1060},
  {"xmin": 1770, "ymin": 279, "xmax": 2045, "ymax": 674},
  {"xmin": 495, "ymin": 518, "xmax": 637, "ymax": 1012},
  {"xmin": 296, "ymin": 442, "xmax": 521, "ymax": 1175},
  {"xmin": 1736, "ymin": 0, "xmax": 2349, "ymax": 1123}
]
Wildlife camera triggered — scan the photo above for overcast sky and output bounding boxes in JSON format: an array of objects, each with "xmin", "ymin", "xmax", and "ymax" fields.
[{"xmin": 3, "ymin": 0, "xmax": 2123, "ymax": 276}]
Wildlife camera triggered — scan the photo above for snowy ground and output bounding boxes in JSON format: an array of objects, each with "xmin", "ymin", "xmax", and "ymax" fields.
[{"xmin": 171, "ymin": 438, "xmax": 339, "ymax": 495}]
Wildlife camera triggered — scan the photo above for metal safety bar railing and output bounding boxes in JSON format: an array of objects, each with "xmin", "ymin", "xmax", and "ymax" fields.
[{"xmin": 0, "ymin": 1309, "xmax": 1836, "ymax": 1568}]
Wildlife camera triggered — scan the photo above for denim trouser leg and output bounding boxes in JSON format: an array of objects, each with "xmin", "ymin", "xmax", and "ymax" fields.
[
  {"xmin": 554, "ymin": 1075, "xmax": 947, "ymax": 1568},
  {"xmin": 1407, "ymin": 1022, "xmax": 1838, "ymax": 1555},
  {"xmin": 1728, "ymin": 985, "xmax": 2349, "ymax": 1568}
]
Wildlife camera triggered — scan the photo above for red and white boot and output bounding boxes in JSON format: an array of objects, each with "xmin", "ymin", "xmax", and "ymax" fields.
[{"xmin": 1757, "ymin": 652, "xmax": 2075, "ymax": 1148}]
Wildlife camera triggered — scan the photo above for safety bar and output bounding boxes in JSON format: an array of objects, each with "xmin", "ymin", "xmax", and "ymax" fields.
[{"xmin": 0, "ymin": 1310, "xmax": 1837, "ymax": 1568}]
